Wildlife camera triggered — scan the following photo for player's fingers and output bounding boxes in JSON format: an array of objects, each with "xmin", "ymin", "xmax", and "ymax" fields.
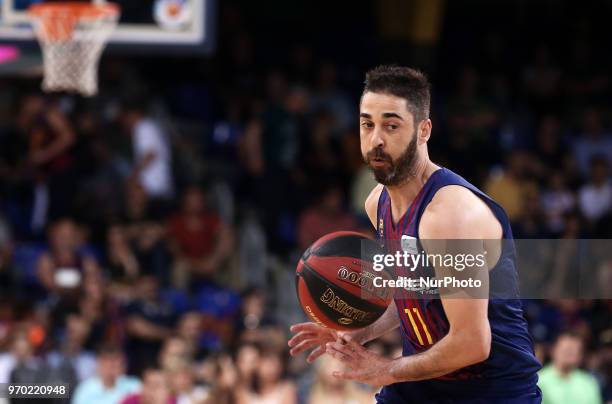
[
  {"xmin": 340, "ymin": 334, "xmax": 367, "ymax": 357},
  {"xmin": 332, "ymin": 369, "xmax": 357, "ymax": 380},
  {"xmin": 289, "ymin": 322, "xmax": 320, "ymax": 334},
  {"xmin": 289, "ymin": 338, "xmax": 319, "ymax": 356},
  {"xmin": 288, "ymin": 331, "xmax": 316, "ymax": 348},
  {"xmin": 326, "ymin": 342, "xmax": 357, "ymax": 362},
  {"xmin": 306, "ymin": 345, "xmax": 325, "ymax": 363}
]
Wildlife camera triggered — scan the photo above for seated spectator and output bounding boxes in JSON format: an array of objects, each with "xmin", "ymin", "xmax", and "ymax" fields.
[
  {"xmin": 72, "ymin": 344, "xmax": 140, "ymax": 404},
  {"xmin": 9, "ymin": 331, "xmax": 48, "ymax": 385},
  {"xmin": 235, "ymin": 342, "xmax": 260, "ymax": 391},
  {"xmin": 572, "ymin": 108, "xmax": 612, "ymax": 176},
  {"xmin": 124, "ymin": 275, "xmax": 176, "ymax": 375},
  {"xmin": 105, "ymin": 224, "xmax": 140, "ymax": 283},
  {"xmin": 169, "ymin": 363, "xmax": 209, "ymax": 404},
  {"xmin": 175, "ymin": 312, "xmax": 205, "ymax": 360},
  {"xmin": 200, "ymin": 354, "xmax": 243, "ymax": 404},
  {"xmin": 484, "ymin": 150, "xmax": 539, "ymax": 221},
  {"xmin": 158, "ymin": 336, "xmax": 193, "ymax": 373},
  {"xmin": 244, "ymin": 345, "xmax": 297, "ymax": 404},
  {"xmin": 538, "ymin": 332, "xmax": 602, "ymax": 404},
  {"xmin": 36, "ymin": 218, "xmax": 100, "ymax": 300},
  {"xmin": 121, "ymin": 368, "xmax": 175, "ymax": 404},
  {"xmin": 512, "ymin": 191, "xmax": 551, "ymax": 238},
  {"xmin": 541, "ymin": 173, "xmax": 575, "ymax": 235},
  {"xmin": 579, "ymin": 156, "xmax": 611, "ymax": 225},
  {"xmin": 193, "ymin": 285, "xmax": 241, "ymax": 351},
  {"xmin": 297, "ymin": 184, "xmax": 360, "ymax": 251},
  {"xmin": 120, "ymin": 181, "xmax": 170, "ymax": 285},
  {"xmin": 46, "ymin": 314, "xmax": 96, "ymax": 385},
  {"xmin": 308, "ymin": 355, "xmax": 372, "ymax": 404},
  {"xmin": 167, "ymin": 186, "xmax": 232, "ymax": 290},
  {"xmin": 533, "ymin": 115, "xmax": 567, "ymax": 175}
]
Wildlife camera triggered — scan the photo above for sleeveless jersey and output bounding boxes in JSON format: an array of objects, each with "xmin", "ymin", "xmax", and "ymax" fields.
[{"xmin": 375, "ymin": 167, "xmax": 541, "ymax": 399}]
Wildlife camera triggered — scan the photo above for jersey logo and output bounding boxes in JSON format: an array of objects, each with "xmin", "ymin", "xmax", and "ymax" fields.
[{"xmin": 401, "ymin": 235, "xmax": 419, "ymax": 254}]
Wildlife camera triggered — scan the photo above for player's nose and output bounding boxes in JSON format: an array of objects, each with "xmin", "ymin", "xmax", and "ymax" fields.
[{"xmin": 371, "ymin": 128, "xmax": 384, "ymax": 149}]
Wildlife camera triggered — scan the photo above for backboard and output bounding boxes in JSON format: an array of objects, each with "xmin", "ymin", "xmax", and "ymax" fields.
[{"xmin": 0, "ymin": 0, "xmax": 215, "ymax": 53}]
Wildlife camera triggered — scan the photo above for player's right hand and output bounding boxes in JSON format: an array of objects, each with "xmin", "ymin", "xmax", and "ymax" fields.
[{"xmin": 288, "ymin": 322, "xmax": 339, "ymax": 363}]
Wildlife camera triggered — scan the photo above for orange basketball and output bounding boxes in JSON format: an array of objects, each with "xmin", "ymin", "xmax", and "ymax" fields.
[{"xmin": 296, "ymin": 231, "xmax": 392, "ymax": 330}]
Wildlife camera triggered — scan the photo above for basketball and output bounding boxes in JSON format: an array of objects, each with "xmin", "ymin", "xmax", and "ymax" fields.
[{"xmin": 296, "ymin": 231, "xmax": 392, "ymax": 331}]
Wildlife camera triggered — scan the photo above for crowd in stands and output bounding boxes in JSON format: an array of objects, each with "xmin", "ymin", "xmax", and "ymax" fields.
[{"xmin": 0, "ymin": 1, "xmax": 611, "ymax": 403}]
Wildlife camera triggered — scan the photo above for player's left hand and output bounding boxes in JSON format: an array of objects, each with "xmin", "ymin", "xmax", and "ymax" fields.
[{"xmin": 325, "ymin": 334, "xmax": 396, "ymax": 387}]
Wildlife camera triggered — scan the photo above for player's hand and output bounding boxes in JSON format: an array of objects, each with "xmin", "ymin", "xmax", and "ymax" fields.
[
  {"xmin": 288, "ymin": 322, "xmax": 338, "ymax": 363},
  {"xmin": 326, "ymin": 334, "xmax": 395, "ymax": 387}
]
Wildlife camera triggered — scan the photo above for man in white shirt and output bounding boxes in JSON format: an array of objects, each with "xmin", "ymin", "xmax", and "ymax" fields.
[{"xmin": 121, "ymin": 99, "xmax": 173, "ymax": 200}]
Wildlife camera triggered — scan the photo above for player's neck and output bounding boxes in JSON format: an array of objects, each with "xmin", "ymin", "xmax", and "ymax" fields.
[{"xmin": 385, "ymin": 159, "xmax": 439, "ymax": 221}]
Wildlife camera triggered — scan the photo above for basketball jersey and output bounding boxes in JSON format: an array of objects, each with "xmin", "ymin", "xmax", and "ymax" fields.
[{"xmin": 375, "ymin": 167, "xmax": 541, "ymax": 398}]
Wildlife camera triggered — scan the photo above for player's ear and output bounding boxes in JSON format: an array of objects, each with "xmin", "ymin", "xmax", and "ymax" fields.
[{"xmin": 418, "ymin": 119, "xmax": 432, "ymax": 144}]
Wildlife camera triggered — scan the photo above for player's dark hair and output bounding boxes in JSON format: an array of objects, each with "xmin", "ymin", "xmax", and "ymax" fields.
[{"xmin": 363, "ymin": 65, "xmax": 431, "ymax": 122}]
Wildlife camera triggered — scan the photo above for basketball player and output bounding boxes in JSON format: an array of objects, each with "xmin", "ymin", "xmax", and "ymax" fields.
[{"xmin": 288, "ymin": 66, "xmax": 542, "ymax": 403}]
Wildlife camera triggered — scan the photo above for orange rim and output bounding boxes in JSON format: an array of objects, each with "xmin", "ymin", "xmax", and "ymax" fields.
[{"xmin": 28, "ymin": 2, "xmax": 119, "ymax": 42}]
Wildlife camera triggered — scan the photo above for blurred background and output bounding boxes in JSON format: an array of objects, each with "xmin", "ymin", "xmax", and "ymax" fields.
[{"xmin": 0, "ymin": 0, "xmax": 611, "ymax": 403}]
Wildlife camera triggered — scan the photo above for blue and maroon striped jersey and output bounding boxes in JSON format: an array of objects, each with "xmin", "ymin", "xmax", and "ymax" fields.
[{"xmin": 375, "ymin": 167, "xmax": 541, "ymax": 397}]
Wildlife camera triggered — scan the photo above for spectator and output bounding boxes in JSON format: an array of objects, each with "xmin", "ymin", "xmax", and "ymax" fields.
[
  {"xmin": 8, "ymin": 331, "xmax": 47, "ymax": 385},
  {"xmin": 297, "ymin": 185, "xmax": 360, "ymax": 251},
  {"xmin": 120, "ymin": 97, "xmax": 174, "ymax": 202},
  {"xmin": 311, "ymin": 62, "xmax": 354, "ymax": 134},
  {"xmin": 121, "ymin": 368, "xmax": 175, "ymax": 404},
  {"xmin": 124, "ymin": 275, "xmax": 176, "ymax": 375},
  {"xmin": 169, "ymin": 363, "xmax": 209, "ymax": 404},
  {"xmin": 538, "ymin": 332, "xmax": 602, "ymax": 404},
  {"xmin": 244, "ymin": 346, "xmax": 297, "ymax": 404},
  {"xmin": 572, "ymin": 108, "xmax": 612, "ymax": 176},
  {"xmin": 36, "ymin": 218, "xmax": 100, "ymax": 300},
  {"xmin": 235, "ymin": 342, "xmax": 260, "ymax": 391},
  {"xmin": 308, "ymin": 355, "xmax": 372, "ymax": 404},
  {"xmin": 541, "ymin": 173, "xmax": 575, "ymax": 235},
  {"xmin": 193, "ymin": 285, "xmax": 240, "ymax": 351},
  {"xmin": 158, "ymin": 336, "xmax": 193, "ymax": 373},
  {"xmin": 120, "ymin": 181, "xmax": 169, "ymax": 284},
  {"xmin": 484, "ymin": 150, "xmax": 539, "ymax": 221},
  {"xmin": 175, "ymin": 312, "xmax": 206, "ymax": 360},
  {"xmin": 46, "ymin": 314, "xmax": 96, "ymax": 384},
  {"xmin": 167, "ymin": 186, "xmax": 232, "ymax": 289},
  {"xmin": 512, "ymin": 191, "xmax": 550, "ymax": 238},
  {"xmin": 72, "ymin": 344, "xmax": 140, "ymax": 404},
  {"xmin": 578, "ymin": 156, "xmax": 612, "ymax": 224},
  {"xmin": 200, "ymin": 354, "xmax": 244, "ymax": 404},
  {"xmin": 105, "ymin": 224, "xmax": 140, "ymax": 283},
  {"xmin": 533, "ymin": 115, "xmax": 566, "ymax": 171},
  {"xmin": 16, "ymin": 95, "xmax": 77, "ymax": 230}
]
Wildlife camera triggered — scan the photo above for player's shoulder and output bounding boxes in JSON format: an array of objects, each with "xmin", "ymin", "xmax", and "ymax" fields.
[
  {"xmin": 420, "ymin": 185, "xmax": 501, "ymax": 239},
  {"xmin": 364, "ymin": 184, "xmax": 384, "ymax": 227}
]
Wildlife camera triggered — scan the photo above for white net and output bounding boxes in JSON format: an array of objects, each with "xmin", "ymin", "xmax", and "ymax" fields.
[{"xmin": 29, "ymin": 4, "xmax": 119, "ymax": 96}]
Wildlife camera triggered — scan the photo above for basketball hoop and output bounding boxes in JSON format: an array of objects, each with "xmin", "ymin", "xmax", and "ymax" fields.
[{"xmin": 28, "ymin": 2, "xmax": 120, "ymax": 96}]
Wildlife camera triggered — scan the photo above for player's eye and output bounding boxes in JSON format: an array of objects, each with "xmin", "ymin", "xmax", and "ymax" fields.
[
  {"xmin": 361, "ymin": 121, "xmax": 374, "ymax": 129},
  {"xmin": 386, "ymin": 124, "xmax": 399, "ymax": 130}
]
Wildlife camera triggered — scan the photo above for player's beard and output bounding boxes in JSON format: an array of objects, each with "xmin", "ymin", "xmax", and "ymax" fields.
[{"xmin": 364, "ymin": 134, "xmax": 418, "ymax": 186}]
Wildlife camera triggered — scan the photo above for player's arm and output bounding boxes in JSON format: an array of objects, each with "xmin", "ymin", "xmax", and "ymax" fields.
[
  {"xmin": 387, "ymin": 188, "xmax": 495, "ymax": 381},
  {"xmin": 328, "ymin": 186, "xmax": 500, "ymax": 385}
]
